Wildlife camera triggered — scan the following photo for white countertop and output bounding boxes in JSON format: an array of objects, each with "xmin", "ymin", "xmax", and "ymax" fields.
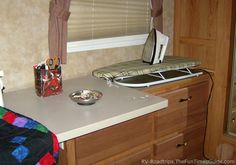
[{"xmin": 3, "ymin": 76, "xmax": 167, "ymax": 142}]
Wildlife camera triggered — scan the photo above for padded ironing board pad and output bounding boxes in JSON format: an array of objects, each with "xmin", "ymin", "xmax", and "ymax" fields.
[{"xmin": 92, "ymin": 56, "xmax": 201, "ymax": 79}]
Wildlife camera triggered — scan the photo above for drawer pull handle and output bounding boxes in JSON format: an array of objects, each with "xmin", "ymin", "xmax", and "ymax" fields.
[
  {"xmin": 232, "ymin": 118, "xmax": 235, "ymax": 123},
  {"xmin": 176, "ymin": 142, "xmax": 188, "ymax": 148},
  {"xmin": 179, "ymin": 96, "xmax": 192, "ymax": 102}
]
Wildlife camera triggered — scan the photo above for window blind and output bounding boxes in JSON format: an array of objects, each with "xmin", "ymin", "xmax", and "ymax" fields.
[{"xmin": 68, "ymin": 0, "xmax": 150, "ymax": 42}]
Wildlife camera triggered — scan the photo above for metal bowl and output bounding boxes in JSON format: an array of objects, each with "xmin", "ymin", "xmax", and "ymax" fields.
[{"xmin": 69, "ymin": 89, "xmax": 103, "ymax": 105}]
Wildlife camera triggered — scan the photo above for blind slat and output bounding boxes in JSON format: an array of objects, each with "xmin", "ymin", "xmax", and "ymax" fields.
[{"xmin": 68, "ymin": 0, "xmax": 150, "ymax": 42}]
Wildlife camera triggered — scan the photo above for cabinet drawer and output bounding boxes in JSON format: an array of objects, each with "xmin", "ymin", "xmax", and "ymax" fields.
[
  {"xmin": 155, "ymin": 82, "xmax": 208, "ymax": 138},
  {"xmin": 76, "ymin": 115, "xmax": 152, "ymax": 165},
  {"xmin": 182, "ymin": 123, "xmax": 206, "ymax": 159},
  {"xmin": 154, "ymin": 133, "xmax": 184, "ymax": 160},
  {"xmin": 95, "ymin": 147, "xmax": 152, "ymax": 165},
  {"xmin": 187, "ymin": 82, "xmax": 209, "ymax": 125},
  {"xmin": 154, "ymin": 123, "xmax": 206, "ymax": 160},
  {"xmin": 159, "ymin": 88, "xmax": 188, "ymax": 115},
  {"xmin": 155, "ymin": 88, "xmax": 188, "ymax": 138},
  {"xmin": 115, "ymin": 147, "xmax": 152, "ymax": 165}
]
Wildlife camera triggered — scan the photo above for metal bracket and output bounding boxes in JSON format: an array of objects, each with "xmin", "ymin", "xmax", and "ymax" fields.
[{"xmin": 59, "ymin": 142, "xmax": 64, "ymax": 150}]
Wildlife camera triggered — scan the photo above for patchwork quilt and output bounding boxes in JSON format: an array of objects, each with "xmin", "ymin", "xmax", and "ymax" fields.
[{"xmin": 0, "ymin": 106, "xmax": 59, "ymax": 165}]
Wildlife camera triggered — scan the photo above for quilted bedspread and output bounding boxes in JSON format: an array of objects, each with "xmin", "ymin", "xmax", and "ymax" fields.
[{"xmin": 0, "ymin": 106, "xmax": 59, "ymax": 165}]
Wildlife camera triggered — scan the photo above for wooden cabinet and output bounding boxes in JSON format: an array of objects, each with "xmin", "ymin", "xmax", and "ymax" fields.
[
  {"xmin": 155, "ymin": 88, "xmax": 188, "ymax": 138},
  {"xmin": 59, "ymin": 75, "xmax": 209, "ymax": 165},
  {"xmin": 174, "ymin": 0, "xmax": 235, "ymax": 159},
  {"xmin": 150, "ymin": 80, "xmax": 209, "ymax": 161}
]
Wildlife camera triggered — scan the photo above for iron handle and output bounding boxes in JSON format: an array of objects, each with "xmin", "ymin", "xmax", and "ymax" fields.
[
  {"xmin": 179, "ymin": 96, "xmax": 192, "ymax": 102},
  {"xmin": 176, "ymin": 142, "xmax": 188, "ymax": 148}
]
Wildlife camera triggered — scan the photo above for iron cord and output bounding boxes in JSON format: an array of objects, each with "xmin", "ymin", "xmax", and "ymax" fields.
[{"xmin": 199, "ymin": 69, "xmax": 215, "ymax": 161}]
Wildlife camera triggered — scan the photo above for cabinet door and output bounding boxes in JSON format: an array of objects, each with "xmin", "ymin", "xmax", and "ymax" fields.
[
  {"xmin": 76, "ymin": 115, "xmax": 152, "ymax": 165},
  {"xmin": 174, "ymin": 0, "xmax": 234, "ymax": 159},
  {"xmin": 155, "ymin": 88, "xmax": 188, "ymax": 138},
  {"xmin": 174, "ymin": 0, "xmax": 218, "ymax": 71}
]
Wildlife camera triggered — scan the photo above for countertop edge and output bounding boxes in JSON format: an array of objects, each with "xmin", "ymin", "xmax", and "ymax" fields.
[{"xmin": 57, "ymin": 99, "xmax": 168, "ymax": 142}]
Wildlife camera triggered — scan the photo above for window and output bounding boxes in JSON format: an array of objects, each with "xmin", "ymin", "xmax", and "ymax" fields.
[{"xmin": 67, "ymin": 0, "xmax": 151, "ymax": 52}]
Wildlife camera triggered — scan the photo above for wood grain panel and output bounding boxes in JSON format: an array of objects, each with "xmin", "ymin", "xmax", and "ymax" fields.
[
  {"xmin": 143, "ymin": 74, "xmax": 209, "ymax": 96},
  {"xmin": 154, "ymin": 133, "xmax": 184, "ymax": 160},
  {"xmin": 183, "ymin": 122, "xmax": 206, "ymax": 159},
  {"xmin": 204, "ymin": 0, "xmax": 234, "ymax": 158},
  {"xmin": 154, "ymin": 123, "xmax": 206, "ymax": 161},
  {"xmin": 59, "ymin": 140, "xmax": 77, "ymax": 165},
  {"xmin": 179, "ymin": 38, "xmax": 216, "ymax": 47},
  {"xmin": 174, "ymin": 0, "xmax": 218, "ymax": 71},
  {"xmin": 154, "ymin": 82, "xmax": 209, "ymax": 139},
  {"xmin": 94, "ymin": 143, "xmax": 153, "ymax": 165},
  {"xmin": 115, "ymin": 147, "xmax": 152, "ymax": 165},
  {"xmin": 58, "ymin": 76, "xmax": 210, "ymax": 164},
  {"xmin": 159, "ymin": 88, "xmax": 188, "ymax": 115},
  {"xmin": 155, "ymin": 108, "xmax": 187, "ymax": 139},
  {"xmin": 177, "ymin": 0, "xmax": 217, "ymax": 39},
  {"xmin": 59, "ymin": 147, "xmax": 68, "ymax": 165},
  {"xmin": 174, "ymin": 0, "xmax": 235, "ymax": 159},
  {"xmin": 155, "ymin": 88, "xmax": 188, "ymax": 138},
  {"xmin": 187, "ymin": 82, "xmax": 209, "ymax": 126},
  {"xmin": 178, "ymin": 43, "xmax": 216, "ymax": 70},
  {"xmin": 75, "ymin": 115, "xmax": 152, "ymax": 165}
]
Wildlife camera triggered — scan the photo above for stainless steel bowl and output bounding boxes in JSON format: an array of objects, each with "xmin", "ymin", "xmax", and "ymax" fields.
[{"xmin": 69, "ymin": 89, "xmax": 102, "ymax": 105}]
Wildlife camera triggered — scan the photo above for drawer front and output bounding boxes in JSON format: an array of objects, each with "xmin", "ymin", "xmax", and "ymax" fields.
[
  {"xmin": 182, "ymin": 123, "xmax": 206, "ymax": 159},
  {"xmin": 155, "ymin": 82, "xmax": 209, "ymax": 138},
  {"xmin": 154, "ymin": 123, "xmax": 206, "ymax": 160},
  {"xmin": 115, "ymin": 147, "xmax": 152, "ymax": 165},
  {"xmin": 155, "ymin": 88, "xmax": 188, "ymax": 138},
  {"xmin": 187, "ymin": 82, "xmax": 209, "ymax": 125},
  {"xmin": 154, "ymin": 133, "xmax": 184, "ymax": 160},
  {"xmin": 159, "ymin": 88, "xmax": 188, "ymax": 115},
  {"xmin": 76, "ymin": 115, "xmax": 152, "ymax": 165},
  {"xmin": 94, "ymin": 147, "xmax": 152, "ymax": 165}
]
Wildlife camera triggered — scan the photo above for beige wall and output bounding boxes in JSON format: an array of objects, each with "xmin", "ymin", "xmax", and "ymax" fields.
[{"xmin": 0, "ymin": 0, "xmax": 174, "ymax": 92}]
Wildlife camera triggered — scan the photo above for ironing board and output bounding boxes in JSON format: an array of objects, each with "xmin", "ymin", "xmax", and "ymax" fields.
[
  {"xmin": 92, "ymin": 56, "xmax": 201, "ymax": 80},
  {"xmin": 92, "ymin": 56, "xmax": 202, "ymax": 87},
  {"xmin": 0, "ymin": 106, "xmax": 59, "ymax": 165}
]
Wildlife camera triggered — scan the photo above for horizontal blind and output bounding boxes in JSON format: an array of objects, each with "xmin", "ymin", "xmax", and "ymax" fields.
[{"xmin": 68, "ymin": 0, "xmax": 150, "ymax": 42}]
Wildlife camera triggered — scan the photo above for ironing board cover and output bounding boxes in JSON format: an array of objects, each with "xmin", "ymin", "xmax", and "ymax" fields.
[
  {"xmin": 92, "ymin": 56, "xmax": 200, "ymax": 80},
  {"xmin": 0, "ymin": 106, "xmax": 59, "ymax": 165}
]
